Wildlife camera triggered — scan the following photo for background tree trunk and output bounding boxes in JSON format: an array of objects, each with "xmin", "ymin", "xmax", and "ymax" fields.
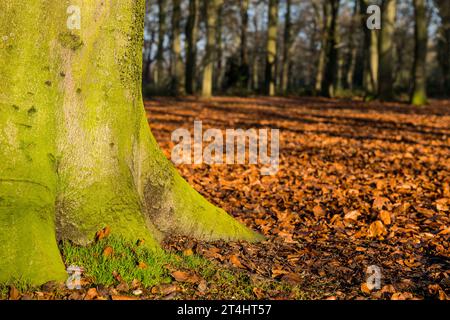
[
  {"xmin": 281, "ymin": 0, "xmax": 292, "ymax": 94},
  {"xmin": 410, "ymin": 0, "xmax": 428, "ymax": 105},
  {"xmin": 0, "ymin": 0, "xmax": 260, "ymax": 285},
  {"xmin": 321, "ymin": 0, "xmax": 341, "ymax": 98},
  {"xmin": 378, "ymin": 0, "xmax": 397, "ymax": 101},
  {"xmin": 435, "ymin": 0, "xmax": 449, "ymax": 95},
  {"xmin": 346, "ymin": 0, "xmax": 359, "ymax": 91},
  {"xmin": 315, "ymin": 1, "xmax": 327, "ymax": 94},
  {"xmin": 171, "ymin": 0, "xmax": 184, "ymax": 95},
  {"xmin": 156, "ymin": 0, "xmax": 167, "ymax": 86},
  {"xmin": 240, "ymin": 0, "xmax": 250, "ymax": 89},
  {"xmin": 215, "ymin": 2, "xmax": 225, "ymax": 92},
  {"xmin": 360, "ymin": 0, "xmax": 379, "ymax": 98},
  {"xmin": 201, "ymin": 0, "xmax": 223, "ymax": 98},
  {"xmin": 265, "ymin": 0, "xmax": 279, "ymax": 96},
  {"xmin": 185, "ymin": 0, "xmax": 200, "ymax": 94},
  {"xmin": 252, "ymin": 11, "xmax": 261, "ymax": 91}
]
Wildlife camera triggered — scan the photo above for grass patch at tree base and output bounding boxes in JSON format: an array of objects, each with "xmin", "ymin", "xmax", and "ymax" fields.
[{"xmin": 1, "ymin": 236, "xmax": 310, "ymax": 300}]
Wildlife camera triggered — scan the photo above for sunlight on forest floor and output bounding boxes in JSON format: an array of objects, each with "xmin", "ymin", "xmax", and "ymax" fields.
[{"xmin": 148, "ymin": 96, "xmax": 450, "ymax": 300}]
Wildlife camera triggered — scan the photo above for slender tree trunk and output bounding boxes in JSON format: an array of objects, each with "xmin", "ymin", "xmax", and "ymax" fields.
[
  {"xmin": 336, "ymin": 32, "xmax": 344, "ymax": 94},
  {"xmin": 378, "ymin": 0, "xmax": 397, "ymax": 101},
  {"xmin": 314, "ymin": 1, "xmax": 327, "ymax": 94},
  {"xmin": 171, "ymin": 0, "xmax": 184, "ymax": 95},
  {"xmin": 240, "ymin": 0, "xmax": 250, "ymax": 89},
  {"xmin": 281, "ymin": 0, "xmax": 292, "ymax": 94},
  {"xmin": 346, "ymin": 0, "xmax": 359, "ymax": 91},
  {"xmin": 265, "ymin": 0, "xmax": 279, "ymax": 96},
  {"xmin": 185, "ymin": 0, "xmax": 199, "ymax": 94},
  {"xmin": 252, "ymin": 12, "xmax": 260, "ymax": 91},
  {"xmin": 308, "ymin": 1, "xmax": 320, "ymax": 88},
  {"xmin": 410, "ymin": 0, "xmax": 428, "ymax": 105},
  {"xmin": 215, "ymin": 2, "xmax": 225, "ymax": 92},
  {"xmin": 322, "ymin": 0, "xmax": 340, "ymax": 98},
  {"xmin": 435, "ymin": 0, "xmax": 449, "ymax": 96},
  {"xmin": 0, "ymin": 0, "xmax": 260, "ymax": 285},
  {"xmin": 360, "ymin": 0, "xmax": 379, "ymax": 98},
  {"xmin": 201, "ymin": 0, "xmax": 222, "ymax": 98},
  {"xmin": 156, "ymin": 0, "xmax": 167, "ymax": 86},
  {"xmin": 143, "ymin": 1, "xmax": 154, "ymax": 85}
]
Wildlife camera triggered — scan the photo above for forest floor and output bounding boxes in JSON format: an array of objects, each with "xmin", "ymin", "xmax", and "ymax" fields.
[
  {"xmin": 2, "ymin": 96, "xmax": 448, "ymax": 300},
  {"xmin": 149, "ymin": 96, "xmax": 450, "ymax": 300}
]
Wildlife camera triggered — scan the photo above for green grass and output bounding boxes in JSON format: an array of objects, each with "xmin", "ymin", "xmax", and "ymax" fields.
[
  {"xmin": 60, "ymin": 237, "xmax": 173, "ymax": 288},
  {"xmin": 1, "ymin": 236, "xmax": 309, "ymax": 299}
]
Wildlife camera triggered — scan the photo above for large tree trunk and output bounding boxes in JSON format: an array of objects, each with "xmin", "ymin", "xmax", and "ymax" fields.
[
  {"xmin": 171, "ymin": 0, "xmax": 184, "ymax": 95},
  {"xmin": 185, "ymin": 0, "xmax": 200, "ymax": 94},
  {"xmin": 265, "ymin": 0, "xmax": 279, "ymax": 96},
  {"xmin": 281, "ymin": 0, "xmax": 292, "ymax": 94},
  {"xmin": 378, "ymin": 0, "xmax": 397, "ymax": 101},
  {"xmin": 410, "ymin": 0, "xmax": 428, "ymax": 105},
  {"xmin": 0, "ymin": 0, "xmax": 260, "ymax": 285},
  {"xmin": 201, "ymin": 0, "xmax": 222, "ymax": 98}
]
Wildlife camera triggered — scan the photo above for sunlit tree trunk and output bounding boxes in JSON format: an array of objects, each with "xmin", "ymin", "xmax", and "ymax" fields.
[
  {"xmin": 265, "ymin": 0, "xmax": 279, "ymax": 96},
  {"xmin": 378, "ymin": 0, "xmax": 397, "ymax": 101},
  {"xmin": 185, "ymin": 0, "xmax": 199, "ymax": 94},
  {"xmin": 0, "ymin": 0, "xmax": 261, "ymax": 285},
  {"xmin": 360, "ymin": 0, "xmax": 379, "ymax": 98},
  {"xmin": 410, "ymin": 0, "xmax": 428, "ymax": 105},
  {"xmin": 201, "ymin": 0, "xmax": 223, "ymax": 98},
  {"xmin": 171, "ymin": 0, "xmax": 184, "ymax": 95}
]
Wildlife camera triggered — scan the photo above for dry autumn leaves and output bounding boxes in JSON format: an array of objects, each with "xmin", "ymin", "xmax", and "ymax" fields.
[
  {"xmin": 148, "ymin": 96, "xmax": 450, "ymax": 300},
  {"xmin": 7, "ymin": 97, "xmax": 447, "ymax": 301}
]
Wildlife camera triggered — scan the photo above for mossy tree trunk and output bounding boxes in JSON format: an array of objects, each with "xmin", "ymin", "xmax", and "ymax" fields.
[
  {"xmin": 265, "ymin": 0, "xmax": 279, "ymax": 96},
  {"xmin": 378, "ymin": 0, "xmax": 397, "ymax": 101},
  {"xmin": 0, "ymin": 0, "xmax": 261, "ymax": 286},
  {"xmin": 410, "ymin": 0, "xmax": 428, "ymax": 106}
]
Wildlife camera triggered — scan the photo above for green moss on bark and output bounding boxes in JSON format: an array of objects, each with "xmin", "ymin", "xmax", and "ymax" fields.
[{"xmin": 0, "ymin": 0, "xmax": 262, "ymax": 286}]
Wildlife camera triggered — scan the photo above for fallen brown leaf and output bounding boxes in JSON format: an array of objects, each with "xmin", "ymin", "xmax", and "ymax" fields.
[{"xmin": 95, "ymin": 226, "xmax": 111, "ymax": 241}]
